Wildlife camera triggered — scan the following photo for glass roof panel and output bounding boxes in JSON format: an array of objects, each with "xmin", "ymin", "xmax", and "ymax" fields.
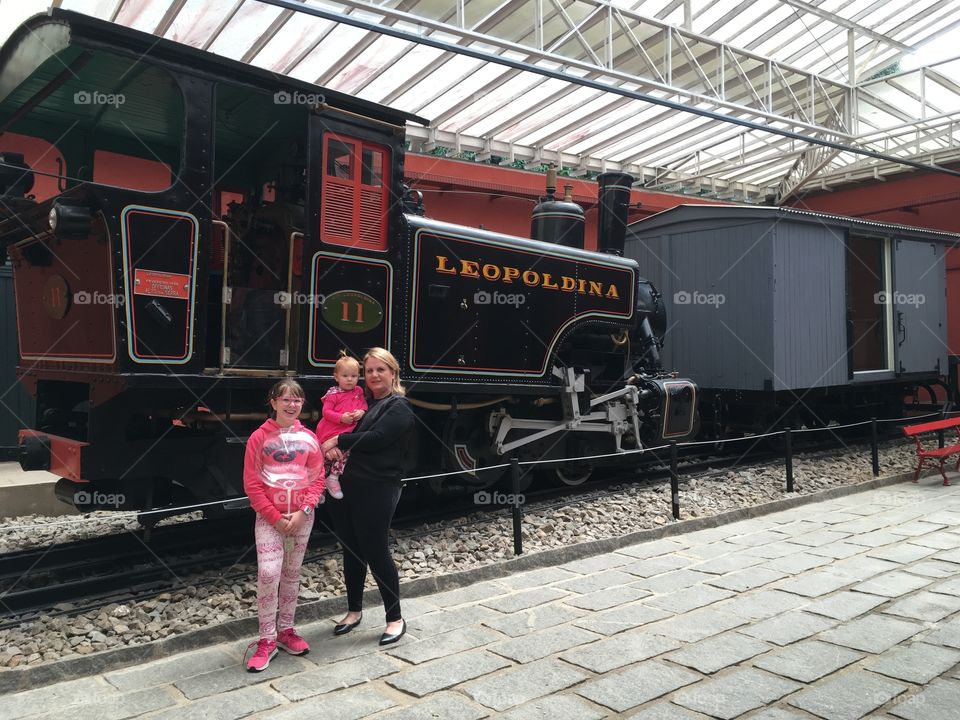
[
  {"xmin": 414, "ymin": 59, "xmax": 506, "ymax": 119},
  {"xmin": 165, "ymin": 0, "xmax": 235, "ymax": 48},
  {"xmin": 207, "ymin": 2, "xmax": 284, "ymax": 60},
  {"xmin": 326, "ymin": 34, "xmax": 415, "ymax": 95},
  {"xmin": 359, "ymin": 43, "xmax": 448, "ymax": 104},
  {"xmin": 251, "ymin": 12, "xmax": 337, "ymax": 74},
  {"xmin": 6, "ymin": 0, "xmax": 960, "ymax": 201},
  {"xmin": 111, "ymin": 0, "xmax": 169, "ymax": 33}
]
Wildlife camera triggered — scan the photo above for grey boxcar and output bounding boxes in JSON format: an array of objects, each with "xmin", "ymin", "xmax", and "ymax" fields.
[{"xmin": 625, "ymin": 205, "xmax": 954, "ymax": 432}]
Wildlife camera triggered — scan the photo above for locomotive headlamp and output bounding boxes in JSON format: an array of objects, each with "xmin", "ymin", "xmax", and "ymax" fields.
[{"xmin": 48, "ymin": 199, "xmax": 91, "ymax": 238}]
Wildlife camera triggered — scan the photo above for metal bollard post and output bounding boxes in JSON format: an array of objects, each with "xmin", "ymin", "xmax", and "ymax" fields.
[
  {"xmin": 510, "ymin": 457, "xmax": 523, "ymax": 556},
  {"xmin": 785, "ymin": 426, "xmax": 794, "ymax": 493},
  {"xmin": 871, "ymin": 417, "xmax": 880, "ymax": 476},
  {"xmin": 669, "ymin": 441, "xmax": 680, "ymax": 520}
]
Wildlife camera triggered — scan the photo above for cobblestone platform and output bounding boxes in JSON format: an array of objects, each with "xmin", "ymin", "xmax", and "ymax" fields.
[{"xmin": 6, "ymin": 478, "xmax": 960, "ymax": 719}]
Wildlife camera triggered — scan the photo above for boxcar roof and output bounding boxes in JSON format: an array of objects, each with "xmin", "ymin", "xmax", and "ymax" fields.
[
  {"xmin": 629, "ymin": 204, "xmax": 960, "ymax": 244},
  {"xmin": 0, "ymin": 9, "xmax": 427, "ymax": 128}
]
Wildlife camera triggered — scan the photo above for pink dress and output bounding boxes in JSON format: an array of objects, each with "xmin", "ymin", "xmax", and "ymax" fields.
[{"xmin": 316, "ymin": 385, "xmax": 368, "ymax": 477}]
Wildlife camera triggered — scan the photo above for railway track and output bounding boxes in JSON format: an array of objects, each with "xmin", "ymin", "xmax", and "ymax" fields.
[{"xmin": 0, "ymin": 432, "xmax": 904, "ymax": 626}]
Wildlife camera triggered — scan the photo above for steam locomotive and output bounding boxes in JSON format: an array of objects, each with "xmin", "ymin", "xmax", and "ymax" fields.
[{"xmin": 0, "ymin": 10, "xmax": 697, "ymax": 515}]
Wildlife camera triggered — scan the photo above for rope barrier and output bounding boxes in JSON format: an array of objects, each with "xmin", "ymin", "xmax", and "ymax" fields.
[{"xmin": 0, "ymin": 406, "xmax": 931, "ymax": 535}]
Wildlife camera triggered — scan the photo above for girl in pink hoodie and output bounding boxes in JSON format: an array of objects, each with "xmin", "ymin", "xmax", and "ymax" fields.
[{"xmin": 243, "ymin": 379, "xmax": 324, "ymax": 672}]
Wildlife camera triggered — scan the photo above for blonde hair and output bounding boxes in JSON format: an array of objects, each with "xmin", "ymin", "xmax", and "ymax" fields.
[
  {"xmin": 266, "ymin": 379, "xmax": 305, "ymax": 418},
  {"xmin": 363, "ymin": 347, "xmax": 405, "ymax": 397},
  {"xmin": 334, "ymin": 352, "xmax": 361, "ymax": 375}
]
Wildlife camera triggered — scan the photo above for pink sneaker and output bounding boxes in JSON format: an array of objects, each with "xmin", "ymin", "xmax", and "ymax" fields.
[
  {"xmin": 244, "ymin": 638, "xmax": 277, "ymax": 672},
  {"xmin": 326, "ymin": 475, "xmax": 344, "ymax": 500},
  {"xmin": 277, "ymin": 628, "xmax": 310, "ymax": 655}
]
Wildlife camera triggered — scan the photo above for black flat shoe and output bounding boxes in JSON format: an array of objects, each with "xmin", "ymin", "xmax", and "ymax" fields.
[
  {"xmin": 379, "ymin": 619, "xmax": 406, "ymax": 646},
  {"xmin": 333, "ymin": 613, "xmax": 362, "ymax": 636}
]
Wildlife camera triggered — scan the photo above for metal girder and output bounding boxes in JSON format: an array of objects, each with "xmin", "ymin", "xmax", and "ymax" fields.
[
  {"xmin": 322, "ymin": 0, "xmax": 852, "ymax": 136},
  {"xmin": 779, "ymin": 0, "xmax": 910, "ymax": 51}
]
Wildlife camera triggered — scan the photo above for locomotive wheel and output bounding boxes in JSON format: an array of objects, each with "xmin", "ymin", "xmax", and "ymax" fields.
[
  {"xmin": 437, "ymin": 409, "xmax": 506, "ymax": 494},
  {"xmin": 555, "ymin": 463, "xmax": 593, "ymax": 486}
]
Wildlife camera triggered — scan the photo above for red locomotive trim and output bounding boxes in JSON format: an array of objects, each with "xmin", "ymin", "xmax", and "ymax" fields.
[
  {"xmin": 19, "ymin": 430, "xmax": 89, "ymax": 482},
  {"xmin": 14, "ymin": 236, "xmax": 118, "ymax": 363}
]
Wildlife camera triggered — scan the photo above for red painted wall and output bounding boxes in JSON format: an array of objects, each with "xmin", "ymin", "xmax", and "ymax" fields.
[{"xmin": 403, "ymin": 155, "xmax": 720, "ymax": 252}]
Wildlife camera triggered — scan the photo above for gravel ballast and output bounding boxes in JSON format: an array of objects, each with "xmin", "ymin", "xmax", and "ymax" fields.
[{"xmin": 0, "ymin": 442, "xmax": 920, "ymax": 671}]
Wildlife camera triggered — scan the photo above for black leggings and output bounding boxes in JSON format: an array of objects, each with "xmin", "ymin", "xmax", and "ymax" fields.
[{"xmin": 326, "ymin": 477, "xmax": 402, "ymax": 622}]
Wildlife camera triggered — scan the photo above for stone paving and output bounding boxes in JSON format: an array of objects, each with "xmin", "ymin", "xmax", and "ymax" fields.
[{"xmin": 6, "ymin": 478, "xmax": 960, "ymax": 719}]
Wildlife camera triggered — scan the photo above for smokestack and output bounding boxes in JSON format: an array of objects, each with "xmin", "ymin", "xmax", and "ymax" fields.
[{"xmin": 596, "ymin": 172, "xmax": 634, "ymax": 255}]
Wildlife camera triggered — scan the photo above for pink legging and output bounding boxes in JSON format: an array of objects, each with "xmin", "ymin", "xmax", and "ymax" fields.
[{"xmin": 254, "ymin": 513, "xmax": 314, "ymax": 640}]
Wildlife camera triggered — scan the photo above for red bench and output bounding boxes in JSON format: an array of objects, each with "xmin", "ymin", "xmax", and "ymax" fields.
[{"xmin": 902, "ymin": 417, "xmax": 960, "ymax": 486}]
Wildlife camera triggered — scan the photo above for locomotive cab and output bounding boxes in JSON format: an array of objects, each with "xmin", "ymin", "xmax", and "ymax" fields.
[{"xmin": 0, "ymin": 10, "xmax": 420, "ymax": 512}]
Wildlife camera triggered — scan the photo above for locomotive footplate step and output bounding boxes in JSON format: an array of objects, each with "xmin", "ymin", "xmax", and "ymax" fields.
[{"xmin": 7, "ymin": 476, "xmax": 960, "ymax": 718}]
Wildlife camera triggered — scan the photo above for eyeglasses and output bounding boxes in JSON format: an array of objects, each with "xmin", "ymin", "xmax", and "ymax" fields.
[{"xmin": 276, "ymin": 397, "xmax": 304, "ymax": 405}]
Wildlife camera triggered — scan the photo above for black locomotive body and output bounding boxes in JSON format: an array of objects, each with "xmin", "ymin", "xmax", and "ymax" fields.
[{"xmin": 0, "ymin": 10, "xmax": 696, "ymax": 513}]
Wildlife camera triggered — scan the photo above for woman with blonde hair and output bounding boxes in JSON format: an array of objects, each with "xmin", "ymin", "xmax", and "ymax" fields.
[{"xmin": 320, "ymin": 347, "xmax": 414, "ymax": 645}]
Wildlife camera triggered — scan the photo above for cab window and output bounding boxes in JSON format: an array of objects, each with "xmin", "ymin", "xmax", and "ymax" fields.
[{"xmin": 321, "ymin": 134, "xmax": 389, "ymax": 251}]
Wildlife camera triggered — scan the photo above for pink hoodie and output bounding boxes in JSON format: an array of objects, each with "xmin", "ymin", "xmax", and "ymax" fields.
[
  {"xmin": 315, "ymin": 385, "xmax": 368, "ymax": 444},
  {"xmin": 243, "ymin": 418, "xmax": 325, "ymax": 526}
]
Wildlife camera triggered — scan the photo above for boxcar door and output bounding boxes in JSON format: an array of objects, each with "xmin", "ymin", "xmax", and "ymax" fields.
[{"xmin": 893, "ymin": 239, "xmax": 946, "ymax": 375}]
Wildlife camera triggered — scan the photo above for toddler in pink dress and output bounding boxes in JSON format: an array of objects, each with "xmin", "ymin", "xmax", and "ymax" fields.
[{"xmin": 315, "ymin": 355, "xmax": 367, "ymax": 499}]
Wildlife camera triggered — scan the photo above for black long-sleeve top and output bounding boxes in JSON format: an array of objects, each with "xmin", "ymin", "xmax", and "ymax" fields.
[{"xmin": 337, "ymin": 394, "xmax": 415, "ymax": 485}]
